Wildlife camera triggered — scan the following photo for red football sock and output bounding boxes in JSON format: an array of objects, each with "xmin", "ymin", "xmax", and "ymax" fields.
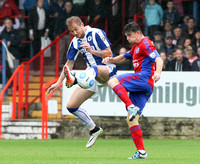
[
  {"xmin": 130, "ymin": 125, "xmax": 145, "ymax": 151},
  {"xmin": 113, "ymin": 84, "xmax": 133, "ymax": 108}
]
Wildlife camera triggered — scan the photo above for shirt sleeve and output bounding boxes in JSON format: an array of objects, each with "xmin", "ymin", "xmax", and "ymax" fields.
[
  {"xmin": 67, "ymin": 41, "xmax": 79, "ymax": 61},
  {"xmin": 124, "ymin": 51, "xmax": 132, "ymax": 60},
  {"xmin": 142, "ymin": 39, "xmax": 160, "ymax": 62},
  {"xmin": 95, "ymin": 29, "xmax": 111, "ymax": 50}
]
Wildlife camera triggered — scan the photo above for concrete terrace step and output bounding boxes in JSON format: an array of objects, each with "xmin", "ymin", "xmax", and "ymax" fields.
[{"xmin": 1, "ymin": 120, "xmax": 61, "ymax": 139}]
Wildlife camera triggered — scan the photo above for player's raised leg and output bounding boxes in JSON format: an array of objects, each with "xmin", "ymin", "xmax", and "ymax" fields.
[
  {"xmin": 108, "ymin": 77, "xmax": 140, "ymax": 121},
  {"xmin": 66, "ymin": 87, "xmax": 103, "ymax": 148}
]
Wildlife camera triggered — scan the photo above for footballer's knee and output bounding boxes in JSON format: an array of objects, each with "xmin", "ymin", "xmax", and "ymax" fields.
[
  {"xmin": 66, "ymin": 106, "xmax": 78, "ymax": 114},
  {"xmin": 66, "ymin": 101, "xmax": 78, "ymax": 109},
  {"xmin": 108, "ymin": 77, "xmax": 120, "ymax": 89}
]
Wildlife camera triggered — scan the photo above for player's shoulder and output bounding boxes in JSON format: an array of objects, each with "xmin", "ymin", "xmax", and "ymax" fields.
[
  {"xmin": 69, "ymin": 37, "xmax": 79, "ymax": 49},
  {"xmin": 88, "ymin": 26, "xmax": 105, "ymax": 36},
  {"xmin": 140, "ymin": 38, "xmax": 155, "ymax": 49}
]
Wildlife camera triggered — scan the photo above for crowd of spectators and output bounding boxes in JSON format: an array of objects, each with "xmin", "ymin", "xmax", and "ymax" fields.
[
  {"xmin": 142, "ymin": 0, "xmax": 200, "ymax": 72},
  {"xmin": 0, "ymin": 0, "xmax": 200, "ymax": 76}
]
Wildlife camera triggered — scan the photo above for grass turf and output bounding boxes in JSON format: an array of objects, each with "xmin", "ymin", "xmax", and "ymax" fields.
[{"xmin": 0, "ymin": 139, "xmax": 199, "ymax": 164}]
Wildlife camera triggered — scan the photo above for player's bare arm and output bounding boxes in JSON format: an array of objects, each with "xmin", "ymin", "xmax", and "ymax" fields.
[
  {"xmin": 102, "ymin": 54, "xmax": 127, "ymax": 64},
  {"xmin": 47, "ymin": 60, "xmax": 75, "ymax": 94},
  {"xmin": 81, "ymin": 42, "xmax": 112, "ymax": 58},
  {"xmin": 153, "ymin": 57, "xmax": 163, "ymax": 83}
]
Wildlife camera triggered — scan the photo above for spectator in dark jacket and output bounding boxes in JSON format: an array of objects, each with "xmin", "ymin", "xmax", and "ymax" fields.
[
  {"xmin": 182, "ymin": 17, "xmax": 197, "ymax": 40},
  {"xmin": 0, "ymin": 16, "xmax": 22, "ymax": 72},
  {"xmin": 54, "ymin": 1, "xmax": 75, "ymax": 37},
  {"xmin": 172, "ymin": 26, "xmax": 185, "ymax": 49},
  {"xmin": 153, "ymin": 31, "xmax": 165, "ymax": 53},
  {"xmin": 28, "ymin": 0, "xmax": 50, "ymax": 55},
  {"xmin": 163, "ymin": 21, "xmax": 173, "ymax": 39},
  {"xmin": 163, "ymin": 0, "xmax": 181, "ymax": 27},
  {"xmin": 192, "ymin": 46, "xmax": 200, "ymax": 71},
  {"xmin": 168, "ymin": 48, "xmax": 191, "ymax": 71},
  {"xmin": 85, "ymin": 0, "xmax": 109, "ymax": 28},
  {"xmin": 54, "ymin": 1, "xmax": 75, "ymax": 69},
  {"xmin": 164, "ymin": 36, "xmax": 175, "ymax": 56},
  {"xmin": 49, "ymin": 0, "xmax": 65, "ymax": 39}
]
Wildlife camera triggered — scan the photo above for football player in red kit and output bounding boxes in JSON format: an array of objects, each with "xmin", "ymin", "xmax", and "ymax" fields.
[{"xmin": 103, "ymin": 21, "xmax": 163, "ymax": 159}]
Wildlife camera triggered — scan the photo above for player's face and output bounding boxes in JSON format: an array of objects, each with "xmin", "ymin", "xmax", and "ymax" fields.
[
  {"xmin": 125, "ymin": 31, "xmax": 140, "ymax": 44},
  {"xmin": 68, "ymin": 22, "xmax": 85, "ymax": 38}
]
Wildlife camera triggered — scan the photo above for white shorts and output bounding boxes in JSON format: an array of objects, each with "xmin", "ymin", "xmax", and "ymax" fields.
[{"xmin": 87, "ymin": 64, "xmax": 117, "ymax": 98}]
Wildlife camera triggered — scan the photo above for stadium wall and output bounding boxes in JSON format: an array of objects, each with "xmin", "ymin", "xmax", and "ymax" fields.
[{"xmin": 57, "ymin": 116, "xmax": 200, "ymax": 139}]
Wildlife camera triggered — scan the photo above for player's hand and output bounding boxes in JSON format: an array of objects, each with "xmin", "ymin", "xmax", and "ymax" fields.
[
  {"xmin": 152, "ymin": 73, "xmax": 161, "ymax": 83},
  {"xmin": 47, "ymin": 82, "xmax": 60, "ymax": 95},
  {"xmin": 81, "ymin": 43, "xmax": 92, "ymax": 53},
  {"xmin": 102, "ymin": 57, "xmax": 113, "ymax": 64}
]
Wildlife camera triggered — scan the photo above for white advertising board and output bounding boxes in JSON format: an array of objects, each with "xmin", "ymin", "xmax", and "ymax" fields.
[{"xmin": 62, "ymin": 71, "xmax": 200, "ymax": 118}]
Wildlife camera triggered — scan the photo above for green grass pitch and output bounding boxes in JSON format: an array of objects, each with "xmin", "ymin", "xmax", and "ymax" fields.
[{"xmin": 0, "ymin": 139, "xmax": 199, "ymax": 164}]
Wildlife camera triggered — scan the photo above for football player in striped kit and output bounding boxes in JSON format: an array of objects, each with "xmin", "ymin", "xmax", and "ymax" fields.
[{"xmin": 47, "ymin": 16, "xmax": 117, "ymax": 148}]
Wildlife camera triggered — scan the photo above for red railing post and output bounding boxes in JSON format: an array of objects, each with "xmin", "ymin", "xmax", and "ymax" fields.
[
  {"xmin": 42, "ymin": 84, "xmax": 45, "ymax": 139},
  {"xmin": 24, "ymin": 62, "xmax": 30, "ymax": 118},
  {"xmin": 18, "ymin": 65, "xmax": 24, "ymax": 119},
  {"xmin": 44, "ymin": 97, "xmax": 48, "ymax": 139},
  {"xmin": 40, "ymin": 52, "xmax": 44, "ymax": 102},
  {"xmin": 12, "ymin": 75, "xmax": 17, "ymax": 120},
  {"xmin": 55, "ymin": 38, "xmax": 59, "ymax": 78}
]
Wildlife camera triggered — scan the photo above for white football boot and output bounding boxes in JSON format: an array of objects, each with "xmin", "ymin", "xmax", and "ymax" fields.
[{"xmin": 86, "ymin": 127, "xmax": 103, "ymax": 148}]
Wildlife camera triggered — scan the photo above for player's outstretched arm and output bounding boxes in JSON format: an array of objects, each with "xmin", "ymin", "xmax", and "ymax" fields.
[
  {"xmin": 102, "ymin": 54, "xmax": 127, "ymax": 64},
  {"xmin": 47, "ymin": 60, "xmax": 75, "ymax": 95},
  {"xmin": 153, "ymin": 57, "xmax": 163, "ymax": 83},
  {"xmin": 81, "ymin": 43, "xmax": 112, "ymax": 58}
]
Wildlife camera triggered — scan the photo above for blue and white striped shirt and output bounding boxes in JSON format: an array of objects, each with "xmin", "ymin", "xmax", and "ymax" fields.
[{"xmin": 67, "ymin": 26, "xmax": 113, "ymax": 67}]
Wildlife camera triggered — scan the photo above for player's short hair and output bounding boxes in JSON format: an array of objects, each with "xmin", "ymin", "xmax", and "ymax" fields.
[
  {"xmin": 66, "ymin": 16, "xmax": 82, "ymax": 28},
  {"xmin": 124, "ymin": 21, "xmax": 142, "ymax": 34}
]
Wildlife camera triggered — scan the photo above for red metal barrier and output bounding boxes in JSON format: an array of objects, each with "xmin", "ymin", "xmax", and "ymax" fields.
[
  {"xmin": 0, "ymin": 64, "xmax": 24, "ymax": 138},
  {"xmin": 41, "ymin": 77, "xmax": 62, "ymax": 139}
]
